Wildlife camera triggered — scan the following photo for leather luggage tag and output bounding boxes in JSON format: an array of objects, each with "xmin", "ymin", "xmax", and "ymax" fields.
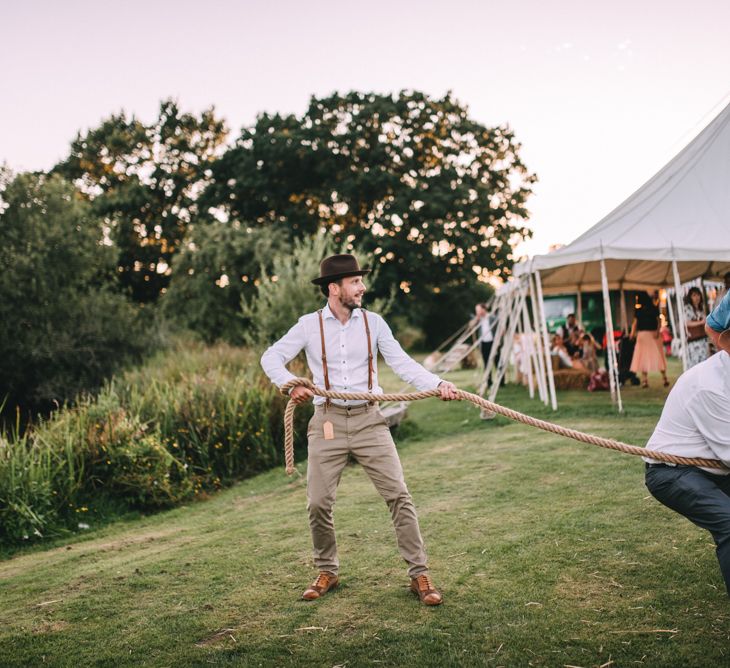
[{"xmin": 323, "ymin": 420, "xmax": 335, "ymax": 440}]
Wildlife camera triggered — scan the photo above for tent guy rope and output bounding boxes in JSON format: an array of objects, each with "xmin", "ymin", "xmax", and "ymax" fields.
[{"xmin": 279, "ymin": 378, "xmax": 726, "ymax": 475}]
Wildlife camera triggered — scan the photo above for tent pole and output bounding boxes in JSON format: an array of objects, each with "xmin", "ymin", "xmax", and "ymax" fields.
[
  {"xmin": 576, "ymin": 290, "xmax": 583, "ymax": 326},
  {"xmin": 520, "ymin": 285, "xmax": 541, "ymax": 401},
  {"xmin": 600, "ymin": 257, "xmax": 623, "ymax": 412},
  {"xmin": 534, "ymin": 270, "xmax": 558, "ymax": 411},
  {"xmin": 666, "ymin": 288, "xmax": 678, "ymax": 343},
  {"xmin": 619, "ymin": 287, "xmax": 628, "ymax": 333},
  {"xmin": 514, "ymin": 293, "xmax": 534, "ymax": 398},
  {"xmin": 478, "ymin": 292, "xmax": 508, "ymax": 396},
  {"xmin": 672, "ymin": 259, "xmax": 689, "ymax": 372},
  {"xmin": 699, "ymin": 278, "xmax": 709, "ymax": 315},
  {"xmin": 515, "ymin": 300, "xmax": 524, "ymax": 390},
  {"xmin": 528, "ymin": 273, "xmax": 549, "ymax": 405},
  {"xmin": 488, "ymin": 288, "xmax": 526, "ymax": 404}
]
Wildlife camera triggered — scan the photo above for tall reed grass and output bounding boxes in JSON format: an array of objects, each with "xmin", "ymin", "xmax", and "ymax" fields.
[{"xmin": 0, "ymin": 341, "xmax": 309, "ymax": 545}]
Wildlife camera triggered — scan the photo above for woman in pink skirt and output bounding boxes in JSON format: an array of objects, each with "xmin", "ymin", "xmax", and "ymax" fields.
[{"xmin": 629, "ymin": 292, "xmax": 669, "ymax": 388}]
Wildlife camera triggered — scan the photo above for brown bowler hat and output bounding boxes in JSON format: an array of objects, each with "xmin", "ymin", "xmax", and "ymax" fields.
[{"xmin": 311, "ymin": 254, "xmax": 370, "ymax": 285}]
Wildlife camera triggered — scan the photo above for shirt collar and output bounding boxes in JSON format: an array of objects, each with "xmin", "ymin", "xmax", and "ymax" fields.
[{"xmin": 322, "ymin": 303, "xmax": 361, "ymax": 321}]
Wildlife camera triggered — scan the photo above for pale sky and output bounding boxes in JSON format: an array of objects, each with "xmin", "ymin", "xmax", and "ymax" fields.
[{"xmin": 3, "ymin": 0, "xmax": 729, "ymax": 259}]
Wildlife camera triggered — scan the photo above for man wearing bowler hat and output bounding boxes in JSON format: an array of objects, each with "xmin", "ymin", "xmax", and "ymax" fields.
[
  {"xmin": 643, "ymin": 290, "xmax": 730, "ymax": 595},
  {"xmin": 261, "ymin": 253, "xmax": 458, "ymax": 605}
]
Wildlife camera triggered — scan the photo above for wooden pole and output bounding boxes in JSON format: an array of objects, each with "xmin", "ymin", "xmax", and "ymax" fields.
[
  {"xmin": 534, "ymin": 270, "xmax": 558, "ymax": 411},
  {"xmin": 478, "ymin": 292, "xmax": 508, "ymax": 396},
  {"xmin": 600, "ymin": 257, "xmax": 623, "ymax": 412},
  {"xmin": 672, "ymin": 259, "xmax": 689, "ymax": 372},
  {"xmin": 488, "ymin": 288, "xmax": 526, "ymax": 404},
  {"xmin": 528, "ymin": 273, "xmax": 549, "ymax": 405},
  {"xmin": 520, "ymin": 288, "xmax": 540, "ymax": 400},
  {"xmin": 619, "ymin": 287, "xmax": 628, "ymax": 333}
]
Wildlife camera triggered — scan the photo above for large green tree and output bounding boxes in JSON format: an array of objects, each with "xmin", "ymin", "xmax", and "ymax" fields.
[
  {"xmin": 0, "ymin": 171, "xmax": 149, "ymax": 417},
  {"xmin": 200, "ymin": 90, "xmax": 534, "ymax": 339},
  {"xmin": 54, "ymin": 99, "xmax": 228, "ymax": 302},
  {"xmin": 161, "ymin": 222, "xmax": 288, "ymax": 344}
]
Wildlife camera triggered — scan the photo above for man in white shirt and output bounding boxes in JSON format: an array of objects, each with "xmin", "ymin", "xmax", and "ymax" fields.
[
  {"xmin": 644, "ymin": 290, "xmax": 730, "ymax": 594},
  {"xmin": 475, "ymin": 302, "xmax": 495, "ymax": 371},
  {"xmin": 261, "ymin": 254, "xmax": 458, "ymax": 606}
]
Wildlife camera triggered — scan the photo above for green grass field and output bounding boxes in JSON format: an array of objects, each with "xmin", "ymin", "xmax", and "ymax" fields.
[{"xmin": 1, "ymin": 359, "xmax": 728, "ymax": 667}]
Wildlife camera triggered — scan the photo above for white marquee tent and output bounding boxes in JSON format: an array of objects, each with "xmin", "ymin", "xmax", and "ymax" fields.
[{"xmin": 501, "ymin": 100, "xmax": 730, "ymax": 412}]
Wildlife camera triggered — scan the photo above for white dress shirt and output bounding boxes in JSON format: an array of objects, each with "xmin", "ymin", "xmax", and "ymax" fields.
[
  {"xmin": 479, "ymin": 315, "xmax": 494, "ymax": 343},
  {"xmin": 260, "ymin": 304, "xmax": 443, "ymax": 406},
  {"xmin": 643, "ymin": 351, "xmax": 730, "ymax": 473}
]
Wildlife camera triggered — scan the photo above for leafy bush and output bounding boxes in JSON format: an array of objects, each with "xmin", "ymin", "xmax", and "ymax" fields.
[
  {"xmin": 389, "ymin": 316, "xmax": 425, "ymax": 351},
  {"xmin": 104, "ymin": 434, "xmax": 192, "ymax": 509},
  {"xmin": 0, "ymin": 171, "xmax": 152, "ymax": 417},
  {"xmin": 241, "ymin": 233, "xmax": 334, "ymax": 348},
  {"xmin": 0, "ymin": 340, "xmax": 311, "ymax": 546},
  {"xmin": 161, "ymin": 223, "xmax": 288, "ymax": 344},
  {"xmin": 242, "ymin": 232, "xmax": 392, "ymax": 350},
  {"xmin": 0, "ymin": 432, "xmax": 56, "ymax": 542}
]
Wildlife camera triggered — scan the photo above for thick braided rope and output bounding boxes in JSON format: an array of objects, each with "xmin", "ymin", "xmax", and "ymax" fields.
[{"xmin": 279, "ymin": 378, "xmax": 726, "ymax": 475}]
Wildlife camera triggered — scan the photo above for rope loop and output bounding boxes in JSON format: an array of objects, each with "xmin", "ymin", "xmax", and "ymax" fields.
[
  {"xmin": 280, "ymin": 377, "xmax": 315, "ymax": 396},
  {"xmin": 279, "ymin": 377, "xmax": 726, "ymax": 476}
]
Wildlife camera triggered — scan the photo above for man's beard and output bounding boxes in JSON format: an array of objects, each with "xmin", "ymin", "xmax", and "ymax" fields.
[{"xmin": 339, "ymin": 294, "xmax": 362, "ymax": 311}]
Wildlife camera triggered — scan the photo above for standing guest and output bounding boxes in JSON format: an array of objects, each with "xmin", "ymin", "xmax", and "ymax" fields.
[
  {"xmin": 715, "ymin": 272, "xmax": 730, "ymax": 304},
  {"xmin": 644, "ymin": 291, "xmax": 730, "ymax": 595},
  {"xmin": 617, "ymin": 334, "xmax": 641, "ymax": 386},
  {"xmin": 261, "ymin": 254, "xmax": 457, "ymax": 606},
  {"xmin": 660, "ymin": 321, "xmax": 673, "ymax": 355},
  {"xmin": 475, "ymin": 302, "xmax": 494, "ymax": 371},
  {"xmin": 630, "ymin": 291, "xmax": 670, "ymax": 389},
  {"xmin": 683, "ymin": 287, "xmax": 710, "ymax": 368}
]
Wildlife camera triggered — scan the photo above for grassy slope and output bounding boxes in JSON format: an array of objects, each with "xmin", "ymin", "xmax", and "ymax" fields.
[{"xmin": 1, "ymin": 360, "xmax": 728, "ymax": 667}]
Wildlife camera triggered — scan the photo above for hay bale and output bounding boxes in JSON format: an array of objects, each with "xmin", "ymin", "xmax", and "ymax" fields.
[{"xmin": 553, "ymin": 368, "xmax": 591, "ymax": 390}]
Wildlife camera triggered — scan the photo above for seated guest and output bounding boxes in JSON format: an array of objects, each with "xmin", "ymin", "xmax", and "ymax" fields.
[
  {"xmin": 551, "ymin": 334, "xmax": 575, "ymax": 369},
  {"xmin": 644, "ymin": 291, "xmax": 730, "ymax": 595},
  {"xmin": 565, "ymin": 329, "xmax": 582, "ymax": 357},
  {"xmin": 580, "ymin": 332, "xmax": 599, "ymax": 373},
  {"xmin": 557, "ymin": 313, "xmax": 580, "ymax": 345}
]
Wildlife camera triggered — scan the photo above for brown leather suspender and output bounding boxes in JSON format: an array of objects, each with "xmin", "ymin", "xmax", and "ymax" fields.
[
  {"xmin": 316, "ymin": 309, "xmax": 331, "ymax": 389},
  {"xmin": 317, "ymin": 308, "xmax": 373, "ymax": 407},
  {"xmin": 361, "ymin": 309, "xmax": 374, "ymax": 392},
  {"xmin": 317, "ymin": 309, "xmax": 331, "ymax": 409}
]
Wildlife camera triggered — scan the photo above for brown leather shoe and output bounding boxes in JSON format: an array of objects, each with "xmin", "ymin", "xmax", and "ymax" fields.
[
  {"xmin": 302, "ymin": 572, "xmax": 339, "ymax": 600},
  {"xmin": 410, "ymin": 574, "xmax": 443, "ymax": 606}
]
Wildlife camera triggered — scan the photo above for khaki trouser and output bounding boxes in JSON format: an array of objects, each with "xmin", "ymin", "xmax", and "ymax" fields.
[{"xmin": 306, "ymin": 402, "xmax": 428, "ymax": 577}]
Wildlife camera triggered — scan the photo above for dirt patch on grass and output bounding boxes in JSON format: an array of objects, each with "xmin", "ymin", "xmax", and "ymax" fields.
[
  {"xmin": 230, "ymin": 488, "xmax": 298, "ymax": 511},
  {"xmin": 0, "ymin": 528, "xmax": 183, "ymax": 579},
  {"xmin": 195, "ymin": 627, "xmax": 239, "ymax": 647},
  {"xmin": 554, "ymin": 571, "xmax": 631, "ymax": 608},
  {"xmin": 87, "ymin": 528, "xmax": 183, "ymax": 553},
  {"xmin": 430, "ymin": 442, "xmax": 464, "ymax": 455},
  {"xmin": 33, "ymin": 619, "xmax": 70, "ymax": 634}
]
